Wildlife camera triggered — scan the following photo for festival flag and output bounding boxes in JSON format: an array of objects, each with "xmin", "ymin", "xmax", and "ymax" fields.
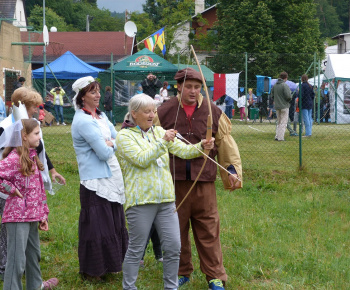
[
  {"xmin": 144, "ymin": 27, "xmax": 166, "ymax": 55},
  {"xmin": 144, "ymin": 34, "xmax": 158, "ymax": 52},
  {"xmin": 213, "ymin": 73, "xmax": 240, "ymax": 101}
]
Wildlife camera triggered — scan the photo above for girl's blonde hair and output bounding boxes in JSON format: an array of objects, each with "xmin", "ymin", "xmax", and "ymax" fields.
[
  {"xmin": 2, "ymin": 119, "xmax": 44, "ymax": 176},
  {"xmin": 11, "ymin": 87, "xmax": 42, "ymax": 110}
]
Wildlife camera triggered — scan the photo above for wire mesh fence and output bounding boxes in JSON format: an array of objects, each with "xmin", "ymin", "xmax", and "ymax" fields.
[{"xmin": 27, "ymin": 52, "xmax": 349, "ymax": 174}]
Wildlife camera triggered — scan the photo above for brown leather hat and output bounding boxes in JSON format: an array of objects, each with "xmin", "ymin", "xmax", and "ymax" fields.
[{"xmin": 174, "ymin": 67, "xmax": 203, "ymax": 83}]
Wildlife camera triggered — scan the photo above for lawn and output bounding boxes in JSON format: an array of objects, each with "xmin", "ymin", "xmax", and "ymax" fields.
[{"xmin": 0, "ymin": 122, "xmax": 349, "ymax": 289}]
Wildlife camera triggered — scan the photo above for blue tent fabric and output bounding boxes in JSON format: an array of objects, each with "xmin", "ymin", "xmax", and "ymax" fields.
[{"xmin": 32, "ymin": 51, "xmax": 103, "ymax": 79}]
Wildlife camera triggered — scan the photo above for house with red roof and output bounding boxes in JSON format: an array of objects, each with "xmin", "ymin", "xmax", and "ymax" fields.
[{"xmin": 21, "ymin": 31, "xmax": 136, "ymax": 70}]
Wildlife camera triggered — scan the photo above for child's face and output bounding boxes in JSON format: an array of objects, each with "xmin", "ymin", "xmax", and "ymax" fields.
[{"xmin": 25, "ymin": 126, "xmax": 41, "ymax": 148}]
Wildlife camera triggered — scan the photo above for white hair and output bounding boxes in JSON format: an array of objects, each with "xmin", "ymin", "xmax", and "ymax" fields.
[{"xmin": 124, "ymin": 93, "xmax": 156, "ymax": 123}]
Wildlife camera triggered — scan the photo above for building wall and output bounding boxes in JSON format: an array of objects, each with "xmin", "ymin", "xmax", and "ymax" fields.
[
  {"xmin": 0, "ymin": 21, "xmax": 32, "ymax": 106},
  {"xmin": 14, "ymin": 0, "xmax": 27, "ymax": 31},
  {"xmin": 337, "ymin": 35, "xmax": 350, "ymax": 54},
  {"xmin": 170, "ymin": 22, "xmax": 191, "ymax": 55},
  {"xmin": 192, "ymin": 8, "xmax": 217, "ymax": 34}
]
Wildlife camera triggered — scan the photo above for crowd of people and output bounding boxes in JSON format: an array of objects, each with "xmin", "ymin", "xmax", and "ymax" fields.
[{"xmin": 0, "ymin": 68, "xmax": 323, "ymax": 289}]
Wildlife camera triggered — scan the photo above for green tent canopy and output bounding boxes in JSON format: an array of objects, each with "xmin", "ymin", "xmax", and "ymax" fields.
[
  {"xmin": 103, "ymin": 48, "xmax": 178, "ymax": 80},
  {"xmin": 99, "ymin": 48, "xmax": 179, "ymax": 123}
]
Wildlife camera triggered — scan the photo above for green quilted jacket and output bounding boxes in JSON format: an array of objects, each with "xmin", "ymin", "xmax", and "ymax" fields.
[{"xmin": 116, "ymin": 125, "xmax": 202, "ymax": 211}]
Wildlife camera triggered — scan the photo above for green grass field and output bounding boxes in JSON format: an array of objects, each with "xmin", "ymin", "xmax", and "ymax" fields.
[{"xmin": 0, "ymin": 122, "xmax": 349, "ymax": 289}]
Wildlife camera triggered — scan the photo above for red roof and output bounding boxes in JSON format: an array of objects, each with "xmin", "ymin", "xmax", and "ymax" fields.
[{"xmin": 21, "ymin": 31, "xmax": 134, "ymax": 65}]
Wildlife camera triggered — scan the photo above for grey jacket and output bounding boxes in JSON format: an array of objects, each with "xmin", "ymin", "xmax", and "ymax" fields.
[{"xmin": 271, "ymin": 79, "xmax": 292, "ymax": 110}]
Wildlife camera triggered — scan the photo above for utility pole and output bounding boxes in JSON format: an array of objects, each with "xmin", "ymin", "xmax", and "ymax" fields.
[
  {"xmin": 86, "ymin": 15, "xmax": 93, "ymax": 32},
  {"xmin": 124, "ymin": 10, "xmax": 128, "ymax": 54}
]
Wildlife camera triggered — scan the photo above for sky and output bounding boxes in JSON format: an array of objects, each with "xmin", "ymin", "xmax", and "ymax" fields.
[{"xmin": 97, "ymin": 0, "xmax": 145, "ymax": 13}]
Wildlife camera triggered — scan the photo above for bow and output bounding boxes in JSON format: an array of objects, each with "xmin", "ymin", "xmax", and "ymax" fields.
[{"xmin": 175, "ymin": 45, "xmax": 213, "ymax": 212}]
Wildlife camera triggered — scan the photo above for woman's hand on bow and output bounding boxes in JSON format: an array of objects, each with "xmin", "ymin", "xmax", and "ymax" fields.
[
  {"xmin": 163, "ymin": 129, "xmax": 177, "ymax": 142},
  {"xmin": 201, "ymin": 137, "xmax": 215, "ymax": 150}
]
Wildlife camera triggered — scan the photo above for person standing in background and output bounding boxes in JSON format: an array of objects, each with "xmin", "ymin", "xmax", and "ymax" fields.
[
  {"xmin": 104, "ymin": 86, "xmax": 113, "ymax": 123},
  {"xmin": 50, "ymin": 87, "xmax": 66, "ymax": 126},
  {"xmin": 160, "ymin": 81, "xmax": 169, "ymax": 102},
  {"xmin": 141, "ymin": 73, "xmax": 162, "ymax": 98},
  {"xmin": 13, "ymin": 76, "xmax": 26, "ymax": 92},
  {"xmin": 224, "ymin": 94, "xmax": 234, "ymax": 119},
  {"xmin": 237, "ymin": 93, "xmax": 247, "ymax": 121},
  {"xmin": 271, "ymin": 72, "xmax": 292, "ymax": 141},
  {"xmin": 300, "ymin": 74, "xmax": 315, "ymax": 137}
]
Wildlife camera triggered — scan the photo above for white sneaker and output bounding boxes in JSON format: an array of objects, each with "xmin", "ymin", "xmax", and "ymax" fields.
[
  {"xmin": 62, "ymin": 122, "xmax": 66, "ymax": 126},
  {"xmin": 56, "ymin": 122, "xmax": 59, "ymax": 126}
]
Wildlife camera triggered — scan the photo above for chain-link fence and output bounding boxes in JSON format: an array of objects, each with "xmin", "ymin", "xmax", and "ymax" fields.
[{"xmin": 31, "ymin": 52, "xmax": 349, "ymax": 174}]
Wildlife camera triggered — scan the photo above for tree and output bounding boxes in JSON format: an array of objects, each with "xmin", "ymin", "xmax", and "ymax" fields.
[
  {"xmin": 315, "ymin": 0, "xmax": 342, "ymax": 37},
  {"xmin": 26, "ymin": 0, "xmax": 123, "ymax": 32},
  {"xmin": 28, "ymin": 5, "xmax": 69, "ymax": 31},
  {"xmin": 215, "ymin": 0, "xmax": 324, "ymax": 78},
  {"xmin": 332, "ymin": 0, "xmax": 350, "ymax": 32},
  {"xmin": 205, "ymin": 0, "xmax": 218, "ymax": 7},
  {"xmin": 71, "ymin": 2, "xmax": 124, "ymax": 31}
]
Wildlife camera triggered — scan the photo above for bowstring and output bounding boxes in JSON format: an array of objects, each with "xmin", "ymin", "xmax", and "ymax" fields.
[{"xmin": 172, "ymin": 49, "xmax": 192, "ymax": 192}]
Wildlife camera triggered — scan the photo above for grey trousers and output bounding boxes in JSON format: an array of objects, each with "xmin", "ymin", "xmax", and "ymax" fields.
[
  {"xmin": 122, "ymin": 202, "xmax": 180, "ymax": 290},
  {"xmin": 3, "ymin": 222, "xmax": 42, "ymax": 290},
  {"xmin": 0, "ymin": 198, "xmax": 7, "ymax": 275}
]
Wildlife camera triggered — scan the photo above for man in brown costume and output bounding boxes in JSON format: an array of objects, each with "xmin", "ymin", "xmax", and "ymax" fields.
[{"xmin": 153, "ymin": 67, "xmax": 243, "ymax": 290}]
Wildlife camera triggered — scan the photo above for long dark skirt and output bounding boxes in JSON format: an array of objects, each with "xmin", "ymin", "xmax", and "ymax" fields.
[{"xmin": 78, "ymin": 184, "xmax": 128, "ymax": 277}]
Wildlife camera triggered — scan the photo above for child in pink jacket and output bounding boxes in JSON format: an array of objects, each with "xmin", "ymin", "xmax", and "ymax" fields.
[{"xmin": 0, "ymin": 119, "xmax": 59, "ymax": 290}]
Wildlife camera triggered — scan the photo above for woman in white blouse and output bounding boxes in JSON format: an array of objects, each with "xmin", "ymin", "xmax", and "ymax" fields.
[{"xmin": 71, "ymin": 76, "xmax": 128, "ymax": 281}]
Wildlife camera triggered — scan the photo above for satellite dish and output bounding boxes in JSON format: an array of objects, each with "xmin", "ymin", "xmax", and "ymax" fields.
[
  {"xmin": 124, "ymin": 21, "xmax": 137, "ymax": 37},
  {"xmin": 43, "ymin": 25, "xmax": 49, "ymax": 46},
  {"xmin": 50, "ymin": 26, "xmax": 57, "ymax": 32}
]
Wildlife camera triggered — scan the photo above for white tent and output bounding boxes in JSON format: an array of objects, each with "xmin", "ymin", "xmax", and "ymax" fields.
[
  {"xmin": 308, "ymin": 74, "xmax": 324, "ymax": 87},
  {"xmin": 323, "ymin": 54, "xmax": 350, "ymax": 124}
]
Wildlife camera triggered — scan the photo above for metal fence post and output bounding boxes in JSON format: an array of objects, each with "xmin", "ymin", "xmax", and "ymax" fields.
[
  {"xmin": 299, "ymin": 78, "xmax": 302, "ymax": 169},
  {"xmin": 245, "ymin": 52, "xmax": 248, "ymax": 119},
  {"xmin": 317, "ymin": 57, "xmax": 321, "ymax": 124}
]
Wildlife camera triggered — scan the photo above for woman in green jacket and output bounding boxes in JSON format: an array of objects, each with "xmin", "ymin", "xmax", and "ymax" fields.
[{"xmin": 116, "ymin": 93, "xmax": 214, "ymax": 290}]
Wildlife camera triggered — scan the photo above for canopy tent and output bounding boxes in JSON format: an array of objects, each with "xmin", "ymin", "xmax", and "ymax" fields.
[
  {"xmin": 99, "ymin": 48, "xmax": 179, "ymax": 122},
  {"xmin": 104, "ymin": 48, "xmax": 178, "ymax": 79},
  {"xmin": 32, "ymin": 51, "xmax": 103, "ymax": 79},
  {"xmin": 323, "ymin": 54, "xmax": 350, "ymax": 124},
  {"xmin": 32, "ymin": 51, "xmax": 104, "ymax": 122},
  {"xmin": 308, "ymin": 74, "xmax": 324, "ymax": 87}
]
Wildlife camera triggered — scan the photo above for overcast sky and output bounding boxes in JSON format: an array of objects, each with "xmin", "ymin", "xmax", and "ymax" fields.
[{"xmin": 97, "ymin": 0, "xmax": 145, "ymax": 13}]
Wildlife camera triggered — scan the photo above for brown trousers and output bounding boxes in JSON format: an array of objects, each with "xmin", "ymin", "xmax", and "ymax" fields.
[{"xmin": 175, "ymin": 180, "xmax": 227, "ymax": 282}]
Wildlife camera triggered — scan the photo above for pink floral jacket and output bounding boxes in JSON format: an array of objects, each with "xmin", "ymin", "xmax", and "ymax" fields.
[{"xmin": 0, "ymin": 149, "xmax": 49, "ymax": 223}]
